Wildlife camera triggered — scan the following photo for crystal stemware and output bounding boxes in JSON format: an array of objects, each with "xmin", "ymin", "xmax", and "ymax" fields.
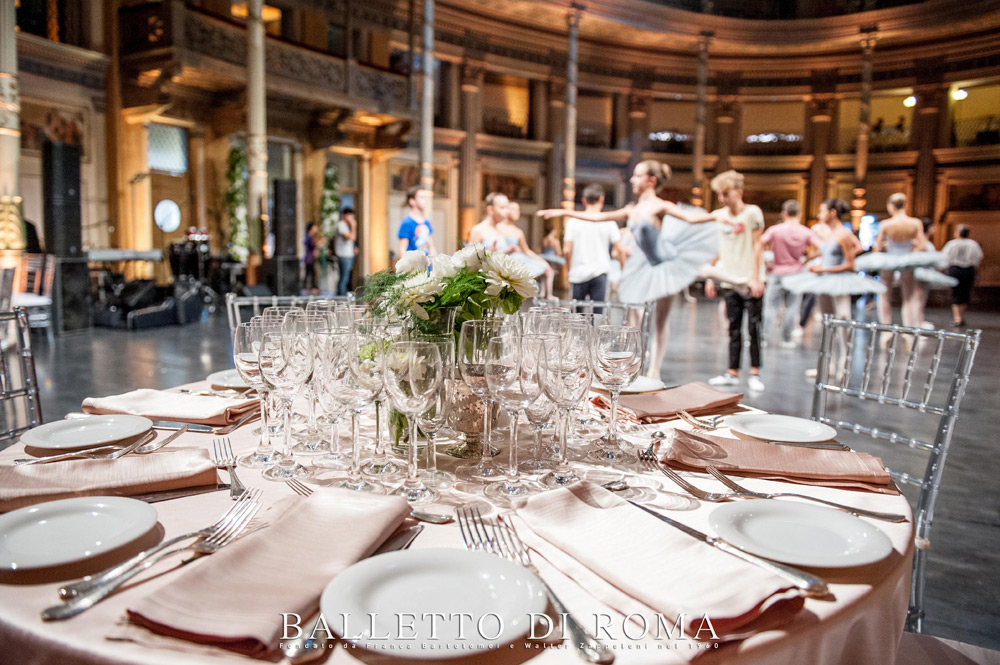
[
  {"xmin": 258, "ymin": 331, "xmax": 314, "ymax": 481},
  {"xmin": 589, "ymin": 325, "xmax": 643, "ymax": 464},
  {"xmin": 538, "ymin": 321, "xmax": 592, "ymax": 488},
  {"xmin": 233, "ymin": 320, "xmax": 284, "ymax": 469},
  {"xmin": 456, "ymin": 318, "xmax": 508, "ymax": 482}
]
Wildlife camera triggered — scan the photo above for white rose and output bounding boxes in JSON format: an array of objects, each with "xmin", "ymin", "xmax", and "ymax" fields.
[
  {"xmin": 454, "ymin": 244, "xmax": 487, "ymax": 272},
  {"xmin": 430, "ymin": 253, "xmax": 459, "ymax": 279},
  {"xmin": 396, "ymin": 250, "xmax": 430, "ymax": 274}
]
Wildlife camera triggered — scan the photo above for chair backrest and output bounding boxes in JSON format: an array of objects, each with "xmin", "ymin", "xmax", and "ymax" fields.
[
  {"xmin": 810, "ymin": 315, "xmax": 980, "ymax": 632},
  {"xmin": 19, "ymin": 254, "xmax": 47, "ymax": 295},
  {"xmin": 0, "ymin": 267, "xmax": 14, "ymax": 311},
  {"xmin": 0, "ymin": 308, "xmax": 43, "ymax": 446},
  {"xmin": 225, "ymin": 293, "xmax": 353, "ymax": 333}
]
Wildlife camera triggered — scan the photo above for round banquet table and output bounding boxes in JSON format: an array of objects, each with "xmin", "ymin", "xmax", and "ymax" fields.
[{"xmin": 0, "ymin": 381, "xmax": 914, "ymax": 665}]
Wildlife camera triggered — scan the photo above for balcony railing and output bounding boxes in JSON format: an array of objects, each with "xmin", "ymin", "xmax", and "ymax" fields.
[
  {"xmin": 482, "ymin": 106, "xmax": 528, "ymax": 139},
  {"xmin": 953, "ymin": 116, "xmax": 1000, "ymax": 148},
  {"xmin": 577, "ymin": 122, "xmax": 611, "ymax": 149},
  {"xmin": 740, "ymin": 131, "xmax": 804, "ymax": 156},
  {"xmin": 648, "ymin": 129, "xmax": 692, "ymax": 154},
  {"xmin": 838, "ymin": 126, "xmax": 911, "ymax": 153}
]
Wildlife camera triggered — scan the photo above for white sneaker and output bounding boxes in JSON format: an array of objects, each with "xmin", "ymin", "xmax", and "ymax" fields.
[
  {"xmin": 708, "ymin": 374, "xmax": 739, "ymax": 387},
  {"xmin": 748, "ymin": 375, "xmax": 766, "ymax": 392},
  {"xmin": 779, "ymin": 340, "xmax": 798, "ymax": 349},
  {"xmin": 919, "ymin": 321, "xmax": 935, "ymax": 331},
  {"xmin": 792, "ymin": 328, "xmax": 804, "ymax": 340},
  {"xmin": 804, "ymin": 368, "xmax": 818, "ymax": 379}
]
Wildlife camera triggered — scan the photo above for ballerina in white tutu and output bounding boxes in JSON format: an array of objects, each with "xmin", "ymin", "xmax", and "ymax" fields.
[
  {"xmin": 538, "ymin": 160, "xmax": 741, "ymax": 378},
  {"xmin": 853, "ymin": 193, "xmax": 940, "ymax": 327},
  {"xmin": 783, "ymin": 199, "xmax": 886, "ymax": 323}
]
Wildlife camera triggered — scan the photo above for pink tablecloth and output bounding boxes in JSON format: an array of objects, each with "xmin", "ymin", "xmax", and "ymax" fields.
[{"xmin": 0, "ymin": 381, "xmax": 914, "ymax": 665}]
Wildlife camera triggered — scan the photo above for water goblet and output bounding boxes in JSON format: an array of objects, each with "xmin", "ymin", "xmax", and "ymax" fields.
[
  {"xmin": 258, "ymin": 332, "xmax": 314, "ymax": 481},
  {"xmin": 233, "ymin": 320, "xmax": 284, "ymax": 469},
  {"xmin": 538, "ymin": 321, "xmax": 593, "ymax": 488},
  {"xmin": 589, "ymin": 325, "xmax": 643, "ymax": 464},
  {"xmin": 456, "ymin": 319, "xmax": 508, "ymax": 482}
]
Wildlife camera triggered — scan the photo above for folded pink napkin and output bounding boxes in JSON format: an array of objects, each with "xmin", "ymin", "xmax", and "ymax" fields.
[
  {"xmin": 593, "ymin": 382, "xmax": 744, "ymax": 424},
  {"xmin": 665, "ymin": 430, "xmax": 896, "ymax": 493},
  {"xmin": 127, "ymin": 489, "xmax": 411, "ymax": 657},
  {"xmin": 512, "ymin": 482, "xmax": 805, "ymax": 638},
  {"xmin": 0, "ymin": 450, "xmax": 218, "ymax": 512},
  {"xmin": 82, "ymin": 389, "xmax": 258, "ymax": 427}
]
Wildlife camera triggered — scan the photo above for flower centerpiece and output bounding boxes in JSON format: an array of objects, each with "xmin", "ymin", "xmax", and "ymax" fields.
[{"xmin": 360, "ymin": 245, "xmax": 539, "ymax": 446}]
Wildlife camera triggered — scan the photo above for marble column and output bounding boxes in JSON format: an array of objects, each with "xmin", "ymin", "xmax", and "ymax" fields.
[
  {"xmin": 563, "ymin": 6, "xmax": 582, "ymax": 208},
  {"xmin": 912, "ymin": 84, "xmax": 946, "ymax": 219},
  {"xmin": 547, "ymin": 80, "xmax": 566, "ymax": 209},
  {"xmin": 714, "ymin": 99, "xmax": 739, "ymax": 174},
  {"xmin": 691, "ymin": 32, "xmax": 712, "ymax": 207},
  {"xmin": 807, "ymin": 97, "xmax": 835, "ymax": 217},
  {"xmin": 626, "ymin": 92, "xmax": 650, "ymax": 177},
  {"xmin": 0, "ymin": 0, "xmax": 24, "ymax": 254},
  {"xmin": 852, "ymin": 28, "xmax": 878, "ymax": 229},
  {"xmin": 419, "ymin": 0, "xmax": 435, "ymax": 191},
  {"xmin": 190, "ymin": 128, "xmax": 207, "ymax": 232},
  {"xmin": 246, "ymin": 0, "xmax": 268, "ymax": 259},
  {"xmin": 458, "ymin": 63, "xmax": 482, "ymax": 241}
]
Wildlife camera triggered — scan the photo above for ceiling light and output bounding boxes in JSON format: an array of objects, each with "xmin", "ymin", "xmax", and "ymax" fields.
[
  {"xmin": 230, "ymin": 2, "xmax": 282, "ymax": 22},
  {"xmin": 951, "ymin": 88, "xmax": 968, "ymax": 101},
  {"xmin": 903, "ymin": 96, "xmax": 916, "ymax": 108}
]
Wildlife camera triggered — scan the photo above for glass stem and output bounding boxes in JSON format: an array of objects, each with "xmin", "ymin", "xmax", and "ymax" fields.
[
  {"xmin": 405, "ymin": 414, "xmax": 420, "ymax": 489},
  {"xmin": 533, "ymin": 426, "xmax": 543, "ymax": 464},
  {"xmin": 349, "ymin": 412, "xmax": 362, "ymax": 483},
  {"xmin": 507, "ymin": 410, "xmax": 521, "ymax": 487},
  {"xmin": 555, "ymin": 408, "xmax": 571, "ymax": 474},
  {"xmin": 279, "ymin": 397, "xmax": 294, "ymax": 468},
  {"xmin": 306, "ymin": 384, "xmax": 318, "ymax": 437},
  {"xmin": 480, "ymin": 397, "xmax": 493, "ymax": 465},
  {"xmin": 257, "ymin": 389, "xmax": 271, "ymax": 451},
  {"xmin": 373, "ymin": 397, "xmax": 386, "ymax": 459},
  {"xmin": 329, "ymin": 417, "xmax": 340, "ymax": 455},
  {"xmin": 608, "ymin": 388, "xmax": 621, "ymax": 447},
  {"xmin": 426, "ymin": 431, "xmax": 438, "ymax": 473}
]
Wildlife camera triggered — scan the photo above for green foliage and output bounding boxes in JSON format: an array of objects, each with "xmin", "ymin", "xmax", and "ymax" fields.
[
  {"xmin": 225, "ymin": 144, "xmax": 249, "ymax": 263},
  {"xmin": 319, "ymin": 162, "xmax": 341, "ymax": 240}
]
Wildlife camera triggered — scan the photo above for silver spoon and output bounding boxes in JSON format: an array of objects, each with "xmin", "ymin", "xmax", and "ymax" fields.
[
  {"xmin": 601, "ymin": 479, "xmax": 629, "ymax": 492},
  {"xmin": 411, "ymin": 510, "xmax": 453, "ymax": 524}
]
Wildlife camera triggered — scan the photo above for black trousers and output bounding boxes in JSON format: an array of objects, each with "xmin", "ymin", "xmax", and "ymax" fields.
[
  {"xmin": 722, "ymin": 288, "xmax": 763, "ymax": 371},
  {"xmin": 571, "ymin": 274, "xmax": 608, "ymax": 304}
]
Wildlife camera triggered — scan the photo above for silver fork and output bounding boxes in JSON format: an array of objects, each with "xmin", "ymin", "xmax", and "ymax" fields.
[
  {"xmin": 705, "ymin": 465, "xmax": 908, "ymax": 523},
  {"xmin": 457, "ymin": 506, "xmax": 614, "ymax": 665},
  {"xmin": 214, "ymin": 410, "xmax": 261, "ymax": 435},
  {"xmin": 285, "ymin": 478, "xmax": 454, "ymax": 524},
  {"xmin": 638, "ymin": 449, "xmax": 735, "ymax": 501},
  {"xmin": 59, "ymin": 489, "xmax": 261, "ymax": 600},
  {"xmin": 212, "ymin": 437, "xmax": 247, "ymax": 500},
  {"xmin": 677, "ymin": 410, "xmax": 722, "ymax": 431},
  {"xmin": 43, "ymin": 490, "xmax": 263, "ymax": 621},
  {"xmin": 13, "ymin": 429, "xmax": 157, "ymax": 465}
]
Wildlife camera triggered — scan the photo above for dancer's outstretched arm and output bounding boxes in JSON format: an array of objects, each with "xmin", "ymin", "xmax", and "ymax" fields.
[
  {"xmin": 536, "ymin": 206, "xmax": 630, "ymax": 223},
  {"xmin": 658, "ymin": 200, "xmax": 717, "ymax": 224}
]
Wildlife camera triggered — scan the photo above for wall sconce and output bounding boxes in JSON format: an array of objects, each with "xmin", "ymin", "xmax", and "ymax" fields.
[{"xmin": 951, "ymin": 88, "xmax": 968, "ymax": 101}]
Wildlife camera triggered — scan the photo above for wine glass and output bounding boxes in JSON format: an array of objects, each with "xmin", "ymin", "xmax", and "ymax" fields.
[
  {"xmin": 589, "ymin": 325, "xmax": 643, "ymax": 464},
  {"xmin": 414, "ymin": 336, "xmax": 457, "ymax": 490},
  {"xmin": 538, "ymin": 321, "xmax": 592, "ymax": 488},
  {"xmin": 483, "ymin": 333, "xmax": 539, "ymax": 501},
  {"xmin": 456, "ymin": 319, "xmax": 509, "ymax": 482},
  {"xmin": 233, "ymin": 320, "xmax": 284, "ymax": 469},
  {"xmin": 326, "ymin": 329, "xmax": 385, "ymax": 493},
  {"xmin": 310, "ymin": 329, "xmax": 351, "ymax": 469},
  {"xmin": 284, "ymin": 313, "xmax": 333, "ymax": 453},
  {"xmin": 383, "ymin": 341, "xmax": 444, "ymax": 505},
  {"xmin": 355, "ymin": 320, "xmax": 404, "ymax": 479},
  {"xmin": 258, "ymin": 331, "xmax": 314, "ymax": 480}
]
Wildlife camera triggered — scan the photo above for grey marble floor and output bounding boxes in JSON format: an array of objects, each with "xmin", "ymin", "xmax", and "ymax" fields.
[{"xmin": 24, "ymin": 300, "xmax": 1000, "ymax": 650}]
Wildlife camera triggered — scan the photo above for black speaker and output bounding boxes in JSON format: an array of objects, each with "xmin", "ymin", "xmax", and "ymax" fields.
[
  {"xmin": 272, "ymin": 179, "xmax": 297, "ymax": 258},
  {"xmin": 118, "ymin": 279, "xmax": 157, "ymax": 312},
  {"xmin": 50, "ymin": 257, "xmax": 93, "ymax": 334},
  {"xmin": 42, "ymin": 141, "xmax": 83, "ymax": 258},
  {"xmin": 261, "ymin": 256, "xmax": 299, "ymax": 296}
]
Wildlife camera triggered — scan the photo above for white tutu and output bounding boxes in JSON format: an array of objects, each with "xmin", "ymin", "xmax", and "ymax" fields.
[
  {"xmin": 509, "ymin": 252, "xmax": 549, "ymax": 279},
  {"xmin": 855, "ymin": 250, "xmax": 946, "ymax": 273},
  {"xmin": 782, "ymin": 270, "xmax": 886, "ymax": 295},
  {"xmin": 541, "ymin": 249, "xmax": 566, "ymax": 267},
  {"xmin": 617, "ymin": 212, "xmax": 719, "ymax": 304},
  {"xmin": 914, "ymin": 267, "xmax": 958, "ymax": 289}
]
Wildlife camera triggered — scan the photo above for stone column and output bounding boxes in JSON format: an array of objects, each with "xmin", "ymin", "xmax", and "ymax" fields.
[
  {"xmin": 562, "ymin": 5, "xmax": 582, "ymax": 208},
  {"xmin": 807, "ymin": 97, "xmax": 835, "ymax": 217},
  {"xmin": 458, "ymin": 63, "xmax": 482, "ymax": 241},
  {"xmin": 246, "ymin": 0, "xmax": 268, "ymax": 264},
  {"xmin": 0, "ymin": 0, "xmax": 24, "ymax": 254},
  {"xmin": 530, "ymin": 79, "xmax": 548, "ymax": 141},
  {"xmin": 852, "ymin": 28, "xmax": 878, "ymax": 229},
  {"xmin": 419, "ymin": 0, "xmax": 435, "ymax": 192},
  {"xmin": 547, "ymin": 80, "xmax": 566, "ymax": 208},
  {"xmin": 691, "ymin": 32, "xmax": 712, "ymax": 207},
  {"xmin": 190, "ymin": 128, "xmax": 208, "ymax": 232},
  {"xmin": 444, "ymin": 61, "xmax": 461, "ymax": 130},
  {"xmin": 714, "ymin": 99, "xmax": 739, "ymax": 174},
  {"xmin": 626, "ymin": 92, "xmax": 650, "ymax": 177},
  {"xmin": 360, "ymin": 153, "xmax": 372, "ymax": 275},
  {"xmin": 912, "ymin": 84, "xmax": 946, "ymax": 219},
  {"xmin": 408, "ymin": 0, "xmax": 418, "ymax": 110}
]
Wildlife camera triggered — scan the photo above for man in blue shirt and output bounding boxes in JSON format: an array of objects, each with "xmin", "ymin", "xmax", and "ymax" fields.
[{"xmin": 397, "ymin": 186, "xmax": 437, "ymax": 258}]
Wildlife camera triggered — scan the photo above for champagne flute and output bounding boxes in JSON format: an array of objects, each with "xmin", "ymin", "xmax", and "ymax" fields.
[
  {"xmin": 258, "ymin": 331, "xmax": 314, "ymax": 480},
  {"xmin": 538, "ymin": 321, "xmax": 593, "ymax": 488},
  {"xmin": 285, "ymin": 312, "xmax": 333, "ymax": 453},
  {"xmin": 383, "ymin": 341, "xmax": 444, "ymax": 505},
  {"xmin": 415, "ymin": 336, "xmax": 457, "ymax": 490},
  {"xmin": 456, "ymin": 319, "xmax": 508, "ymax": 482},
  {"xmin": 233, "ymin": 320, "xmax": 284, "ymax": 469},
  {"xmin": 311, "ymin": 329, "xmax": 351, "ymax": 469},
  {"xmin": 589, "ymin": 325, "xmax": 643, "ymax": 464},
  {"xmin": 355, "ymin": 319, "xmax": 404, "ymax": 479}
]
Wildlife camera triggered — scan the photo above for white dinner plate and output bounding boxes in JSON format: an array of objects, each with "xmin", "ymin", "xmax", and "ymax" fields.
[
  {"xmin": 725, "ymin": 414, "xmax": 837, "ymax": 443},
  {"xmin": 593, "ymin": 375, "xmax": 665, "ymax": 394},
  {"xmin": 0, "ymin": 497, "xmax": 158, "ymax": 571},
  {"xmin": 20, "ymin": 415, "xmax": 153, "ymax": 451},
  {"xmin": 709, "ymin": 500, "xmax": 894, "ymax": 567},
  {"xmin": 320, "ymin": 548, "xmax": 547, "ymax": 658},
  {"xmin": 206, "ymin": 369, "xmax": 249, "ymax": 390}
]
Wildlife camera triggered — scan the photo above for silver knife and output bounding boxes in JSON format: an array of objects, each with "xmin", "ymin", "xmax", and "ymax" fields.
[
  {"xmin": 626, "ymin": 500, "xmax": 829, "ymax": 597},
  {"xmin": 130, "ymin": 484, "xmax": 231, "ymax": 503},
  {"xmin": 681, "ymin": 428, "xmax": 849, "ymax": 452},
  {"xmin": 150, "ymin": 420, "xmax": 214, "ymax": 433},
  {"xmin": 282, "ymin": 525, "xmax": 425, "ymax": 663}
]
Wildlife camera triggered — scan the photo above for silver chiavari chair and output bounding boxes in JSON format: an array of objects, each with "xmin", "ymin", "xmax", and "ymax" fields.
[
  {"xmin": 225, "ymin": 293, "xmax": 353, "ymax": 333},
  {"xmin": 0, "ymin": 308, "xmax": 43, "ymax": 448},
  {"xmin": 811, "ymin": 315, "xmax": 981, "ymax": 633}
]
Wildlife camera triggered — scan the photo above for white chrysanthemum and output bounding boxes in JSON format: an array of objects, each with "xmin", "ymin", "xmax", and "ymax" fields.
[
  {"xmin": 454, "ymin": 244, "xmax": 487, "ymax": 272},
  {"xmin": 396, "ymin": 250, "xmax": 430, "ymax": 274},
  {"xmin": 430, "ymin": 253, "xmax": 460, "ymax": 279},
  {"xmin": 482, "ymin": 251, "xmax": 539, "ymax": 299},
  {"xmin": 398, "ymin": 274, "xmax": 443, "ymax": 320}
]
